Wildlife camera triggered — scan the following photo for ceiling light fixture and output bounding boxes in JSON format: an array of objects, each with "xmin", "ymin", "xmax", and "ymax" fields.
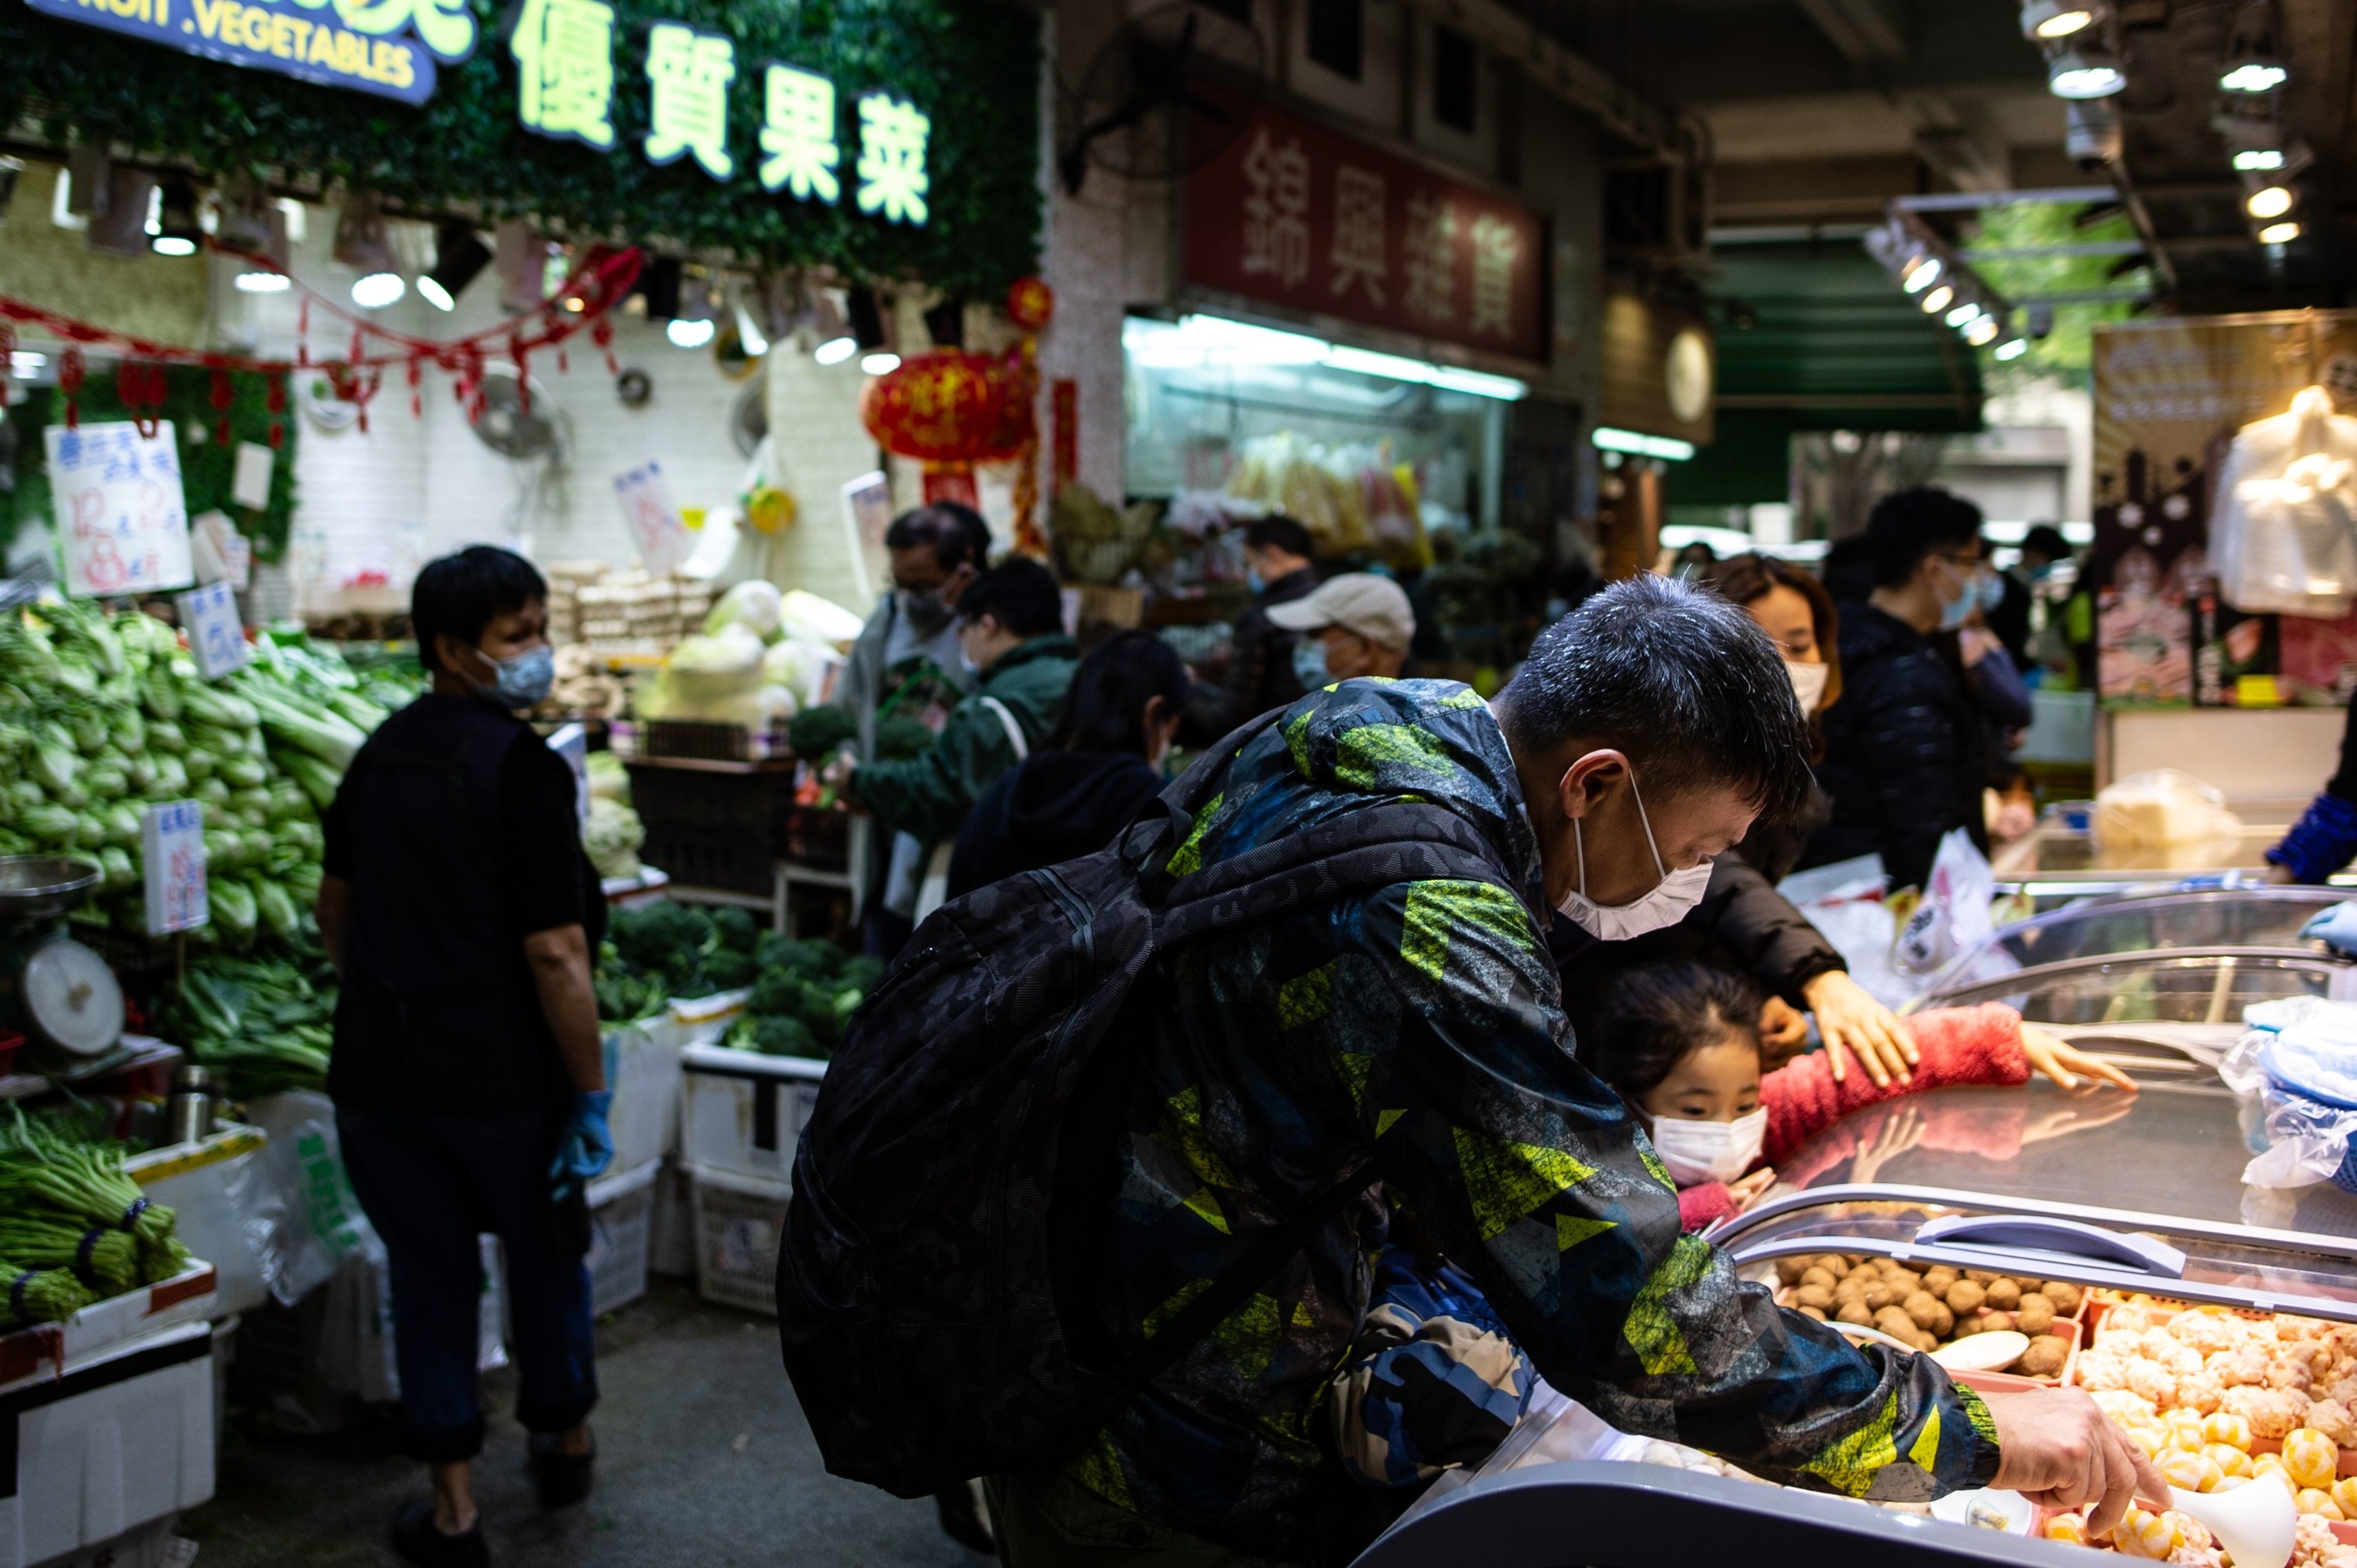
[
  {"xmin": 814, "ymin": 335, "xmax": 858, "ymax": 365},
  {"xmin": 1945, "ymin": 301, "xmax": 1984, "ymax": 328},
  {"xmin": 1919, "ymin": 284, "xmax": 1956, "ymax": 314},
  {"xmin": 1965, "ymin": 316, "xmax": 2002, "ymax": 346},
  {"xmin": 149, "ymin": 179, "xmax": 201, "ymax": 257},
  {"xmin": 2021, "ymin": 0, "xmax": 2098, "ymax": 40},
  {"xmin": 1901, "ymin": 255, "xmax": 1944, "ymax": 293},
  {"xmin": 860, "ymin": 351, "xmax": 901, "ymax": 376},
  {"xmin": 665, "ymin": 317, "xmax": 716, "ymax": 349},
  {"xmin": 350, "ymin": 271, "xmax": 406, "ymax": 310},
  {"xmin": 233, "ymin": 271, "xmax": 291, "ymax": 294},
  {"xmin": 2219, "ymin": 0, "xmax": 2287, "ymax": 92},
  {"xmin": 2245, "ymin": 183, "xmax": 2295, "ymax": 219},
  {"xmin": 1994, "ymin": 335, "xmax": 2031, "ymax": 361},
  {"xmin": 417, "ymin": 219, "xmax": 492, "ymax": 313},
  {"xmin": 2257, "ymin": 219, "xmax": 2301, "ymax": 244},
  {"xmin": 2233, "ymin": 147, "xmax": 2287, "ymax": 171},
  {"xmin": 2048, "ymin": 43, "xmax": 2127, "ymax": 98}
]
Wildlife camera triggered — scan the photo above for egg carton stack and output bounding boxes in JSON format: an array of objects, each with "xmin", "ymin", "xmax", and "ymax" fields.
[
  {"xmin": 673, "ymin": 574, "xmax": 716, "ymax": 637},
  {"xmin": 543, "ymin": 560, "xmax": 607, "ymax": 646}
]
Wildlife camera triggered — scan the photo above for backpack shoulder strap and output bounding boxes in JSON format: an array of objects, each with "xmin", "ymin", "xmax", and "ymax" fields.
[{"xmin": 975, "ymin": 695, "xmax": 1030, "ymax": 764}]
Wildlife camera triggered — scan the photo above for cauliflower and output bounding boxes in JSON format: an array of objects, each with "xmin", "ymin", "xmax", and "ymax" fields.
[{"xmin": 582, "ymin": 797, "xmax": 644, "ymax": 881}]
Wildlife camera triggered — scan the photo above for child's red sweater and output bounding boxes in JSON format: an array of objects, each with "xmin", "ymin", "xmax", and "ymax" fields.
[{"xmin": 1675, "ymin": 1002, "xmax": 2028, "ymax": 1231}]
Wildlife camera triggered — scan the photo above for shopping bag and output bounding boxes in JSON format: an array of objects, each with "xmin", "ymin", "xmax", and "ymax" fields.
[{"xmin": 2213, "ymin": 386, "xmax": 2357, "ymax": 618}]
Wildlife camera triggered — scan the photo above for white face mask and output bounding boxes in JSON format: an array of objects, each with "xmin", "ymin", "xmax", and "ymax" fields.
[
  {"xmin": 1649, "ymin": 1108, "xmax": 1769, "ymax": 1186},
  {"xmin": 1785, "ymin": 659, "xmax": 1828, "ymax": 713},
  {"xmin": 1555, "ymin": 766, "xmax": 1714, "ymax": 941}
]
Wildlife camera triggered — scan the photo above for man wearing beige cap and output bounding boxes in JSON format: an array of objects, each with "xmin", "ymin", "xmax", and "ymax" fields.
[{"xmin": 1265, "ymin": 572, "xmax": 1415, "ymax": 687}]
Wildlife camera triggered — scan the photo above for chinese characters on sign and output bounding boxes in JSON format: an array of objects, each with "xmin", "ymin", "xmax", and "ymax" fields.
[
  {"xmin": 178, "ymin": 582, "xmax": 249, "ymax": 682},
  {"xmin": 512, "ymin": 0, "xmax": 615, "ymax": 148},
  {"xmin": 45, "ymin": 421, "xmax": 196, "ymax": 599},
  {"xmin": 141, "ymin": 800, "xmax": 208, "ymax": 938},
  {"xmin": 27, "ymin": 0, "xmax": 476, "ymax": 107},
  {"xmin": 503, "ymin": 18, "xmax": 929, "ymax": 222},
  {"xmin": 1186, "ymin": 89, "xmax": 1548, "ymax": 364}
]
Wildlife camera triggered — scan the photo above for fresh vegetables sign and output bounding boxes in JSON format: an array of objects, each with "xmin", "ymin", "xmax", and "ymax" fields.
[
  {"xmin": 23, "ymin": 0, "xmax": 477, "ymax": 107},
  {"xmin": 44, "ymin": 421, "xmax": 195, "ymax": 599}
]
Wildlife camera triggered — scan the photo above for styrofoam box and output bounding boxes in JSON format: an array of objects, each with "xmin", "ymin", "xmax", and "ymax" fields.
[
  {"xmin": 680, "ymin": 1044, "xmax": 826, "ymax": 1185},
  {"xmin": 127, "ymin": 1125, "xmax": 269, "ymax": 1317},
  {"xmin": 606, "ymin": 1017, "xmax": 684, "ymax": 1174},
  {"xmin": 685, "ymin": 1163, "xmax": 790, "ymax": 1317},
  {"xmin": 0, "ymin": 1319, "xmax": 213, "ymax": 1568},
  {"xmin": 669, "ymin": 988, "xmax": 751, "ymax": 1050},
  {"xmin": 0, "ymin": 1267, "xmax": 218, "ymax": 1400},
  {"xmin": 585, "ymin": 1160, "xmax": 661, "ymax": 1317}
]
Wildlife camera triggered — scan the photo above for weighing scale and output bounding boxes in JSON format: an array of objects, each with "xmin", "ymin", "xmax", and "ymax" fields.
[{"xmin": 0, "ymin": 855, "xmax": 126, "ymax": 1076}]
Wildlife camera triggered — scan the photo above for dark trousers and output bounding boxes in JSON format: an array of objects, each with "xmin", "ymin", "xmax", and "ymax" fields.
[{"xmin": 337, "ymin": 1107, "xmax": 599, "ymax": 1463}]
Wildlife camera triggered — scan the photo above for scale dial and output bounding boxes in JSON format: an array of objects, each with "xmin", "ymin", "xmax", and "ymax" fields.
[{"xmin": 23, "ymin": 940, "xmax": 124, "ymax": 1057}]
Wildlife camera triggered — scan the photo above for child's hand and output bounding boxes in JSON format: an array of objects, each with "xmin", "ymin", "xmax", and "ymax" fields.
[
  {"xmin": 2019, "ymin": 1024, "xmax": 2139, "ymax": 1092},
  {"xmin": 1727, "ymin": 1167, "xmax": 1779, "ymax": 1212}
]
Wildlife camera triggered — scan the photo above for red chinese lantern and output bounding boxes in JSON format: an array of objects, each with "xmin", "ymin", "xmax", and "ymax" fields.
[
  {"xmin": 1005, "ymin": 276, "xmax": 1054, "ymax": 332},
  {"xmin": 860, "ymin": 350, "xmax": 1031, "ymax": 463}
]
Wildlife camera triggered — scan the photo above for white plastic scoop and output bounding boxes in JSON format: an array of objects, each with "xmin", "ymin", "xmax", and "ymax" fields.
[{"xmin": 2154, "ymin": 1476, "xmax": 2297, "ymax": 1568}]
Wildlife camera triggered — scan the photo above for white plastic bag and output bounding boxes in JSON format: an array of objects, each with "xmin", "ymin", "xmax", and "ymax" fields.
[
  {"xmin": 2220, "ymin": 998, "xmax": 2357, "ymax": 1191},
  {"xmin": 1897, "ymin": 827, "xmax": 1997, "ymax": 976},
  {"xmin": 2212, "ymin": 386, "xmax": 2357, "ymax": 617},
  {"xmin": 244, "ymin": 1094, "xmax": 383, "ymax": 1308}
]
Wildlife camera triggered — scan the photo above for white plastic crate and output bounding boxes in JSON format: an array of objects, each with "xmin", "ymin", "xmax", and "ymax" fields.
[
  {"xmin": 686, "ymin": 1163, "xmax": 791, "ymax": 1317},
  {"xmin": 606, "ymin": 1016, "xmax": 683, "ymax": 1173},
  {"xmin": 680, "ymin": 1044, "xmax": 826, "ymax": 1185},
  {"xmin": 585, "ymin": 1159, "xmax": 660, "ymax": 1317},
  {"xmin": 0, "ymin": 1320, "xmax": 213, "ymax": 1568}
]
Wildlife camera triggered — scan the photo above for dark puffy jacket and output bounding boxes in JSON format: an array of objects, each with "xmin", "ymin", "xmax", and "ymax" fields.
[
  {"xmin": 944, "ymin": 748, "xmax": 1168, "ymax": 899},
  {"xmin": 1803, "ymin": 601, "xmax": 1987, "ymax": 889},
  {"xmin": 1179, "ymin": 566, "xmax": 1316, "ymax": 746}
]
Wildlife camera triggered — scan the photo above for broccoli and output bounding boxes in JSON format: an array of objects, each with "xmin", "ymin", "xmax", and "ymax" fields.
[
  {"xmin": 751, "ymin": 1013, "xmax": 823, "ymax": 1059},
  {"xmin": 754, "ymin": 933, "xmax": 844, "ymax": 978},
  {"xmin": 747, "ymin": 969, "xmax": 802, "ymax": 1018},
  {"xmin": 874, "ymin": 715, "xmax": 937, "ymax": 760},
  {"xmin": 711, "ymin": 906, "xmax": 758, "ymax": 954},
  {"xmin": 836, "ymin": 954, "xmax": 885, "ymax": 995},
  {"xmin": 704, "ymin": 947, "xmax": 755, "ymax": 990},
  {"xmin": 608, "ymin": 899, "xmax": 715, "ymax": 974},
  {"xmin": 787, "ymin": 705, "xmax": 856, "ymax": 760}
]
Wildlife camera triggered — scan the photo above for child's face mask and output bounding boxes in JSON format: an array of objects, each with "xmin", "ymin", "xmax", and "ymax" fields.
[{"xmin": 1648, "ymin": 1108, "xmax": 1769, "ymax": 1186}]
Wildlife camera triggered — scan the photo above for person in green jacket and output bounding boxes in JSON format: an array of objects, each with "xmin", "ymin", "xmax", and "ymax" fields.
[{"xmin": 848, "ymin": 557, "xmax": 1078, "ymax": 915}]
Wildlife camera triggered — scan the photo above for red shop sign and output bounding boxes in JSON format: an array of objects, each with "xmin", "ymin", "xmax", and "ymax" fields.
[{"xmin": 1182, "ymin": 85, "xmax": 1548, "ymax": 366}]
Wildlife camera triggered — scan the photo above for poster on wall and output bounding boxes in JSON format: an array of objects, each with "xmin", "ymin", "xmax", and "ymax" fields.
[
  {"xmin": 44, "ymin": 420, "xmax": 196, "ymax": 599},
  {"xmin": 2090, "ymin": 311, "xmax": 2357, "ymax": 705},
  {"xmin": 613, "ymin": 460, "xmax": 690, "ymax": 577}
]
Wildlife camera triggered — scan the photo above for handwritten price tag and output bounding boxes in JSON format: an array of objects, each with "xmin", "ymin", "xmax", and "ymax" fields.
[
  {"xmin": 613, "ymin": 460, "xmax": 689, "ymax": 577},
  {"xmin": 45, "ymin": 421, "xmax": 195, "ymax": 599},
  {"xmin": 141, "ymin": 800, "xmax": 208, "ymax": 936},
  {"xmin": 178, "ymin": 582, "xmax": 248, "ymax": 681}
]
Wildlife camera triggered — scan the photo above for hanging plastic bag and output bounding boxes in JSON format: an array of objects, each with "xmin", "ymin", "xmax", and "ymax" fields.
[
  {"xmin": 2212, "ymin": 386, "xmax": 2357, "ymax": 618},
  {"xmin": 1896, "ymin": 827, "xmax": 1998, "ymax": 976}
]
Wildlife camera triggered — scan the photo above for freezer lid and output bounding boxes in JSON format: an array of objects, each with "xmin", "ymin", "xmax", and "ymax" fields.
[
  {"xmin": 1908, "ymin": 947, "xmax": 2348, "ymax": 1026},
  {"xmin": 1926, "ymin": 886, "xmax": 2346, "ymax": 996},
  {"xmin": 1350, "ymin": 1460, "xmax": 2086, "ymax": 1568}
]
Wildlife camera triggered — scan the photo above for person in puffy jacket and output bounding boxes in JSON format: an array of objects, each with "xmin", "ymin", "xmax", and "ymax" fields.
[
  {"xmin": 2267, "ymin": 694, "xmax": 2357, "ymax": 883},
  {"xmin": 1804, "ymin": 487, "xmax": 1992, "ymax": 890},
  {"xmin": 946, "ymin": 631, "xmax": 1189, "ymax": 899}
]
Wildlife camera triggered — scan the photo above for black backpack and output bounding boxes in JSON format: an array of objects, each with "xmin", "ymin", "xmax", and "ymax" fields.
[{"xmin": 775, "ymin": 712, "xmax": 1522, "ymax": 1497}]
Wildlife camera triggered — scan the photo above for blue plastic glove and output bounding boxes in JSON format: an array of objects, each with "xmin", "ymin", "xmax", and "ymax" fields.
[
  {"xmin": 2302, "ymin": 900, "xmax": 2357, "ymax": 958},
  {"xmin": 552, "ymin": 1090, "xmax": 614, "ymax": 1182}
]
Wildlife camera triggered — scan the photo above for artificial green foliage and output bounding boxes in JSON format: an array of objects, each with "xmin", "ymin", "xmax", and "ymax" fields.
[
  {"xmin": 42, "ymin": 366, "xmax": 299, "ymax": 562},
  {"xmin": 0, "ymin": 0, "xmax": 1041, "ymax": 299},
  {"xmin": 1967, "ymin": 203, "xmax": 2154, "ymax": 389}
]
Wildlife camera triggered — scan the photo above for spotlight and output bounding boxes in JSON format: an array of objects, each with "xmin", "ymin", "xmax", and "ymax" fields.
[
  {"xmin": 1994, "ymin": 335, "xmax": 2031, "ymax": 361},
  {"xmin": 2021, "ymin": 0, "xmax": 2097, "ymax": 39},
  {"xmin": 1901, "ymin": 255, "xmax": 1944, "ymax": 293},
  {"xmin": 233, "ymin": 272, "xmax": 291, "ymax": 295},
  {"xmin": 1965, "ymin": 316, "xmax": 2001, "ymax": 346},
  {"xmin": 2220, "ymin": 0, "xmax": 2287, "ymax": 92},
  {"xmin": 2245, "ymin": 183, "xmax": 2295, "ymax": 219},
  {"xmin": 2257, "ymin": 220, "xmax": 2301, "ymax": 244},
  {"xmin": 2234, "ymin": 147, "xmax": 2286, "ymax": 171},
  {"xmin": 2066, "ymin": 98, "xmax": 2122, "ymax": 163},
  {"xmin": 150, "ymin": 179, "xmax": 200, "ymax": 257},
  {"xmin": 665, "ymin": 317, "xmax": 716, "ymax": 349},
  {"xmin": 416, "ymin": 219, "xmax": 491, "ymax": 313},
  {"xmin": 814, "ymin": 336, "xmax": 858, "ymax": 365},
  {"xmin": 734, "ymin": 303, "xmax": 769, "ymax": 357},
  {"xmin": 351, "ymin": 272, "xmax": 406, "ymax": 309},
  {"xmin": 1920, "ymin": 284, "xmax": 1956, "ymax": 314},
  {"xmin": 860, "ymin": 352, "xmax": 900, "ymax": 376},
  {"xmin": 1946, "ymin": 301, "xmax": 1984, "ymax": 328},
  {"xmin": 2048, "ymin": 43, "xmax": 2126, "ymax": 97}
]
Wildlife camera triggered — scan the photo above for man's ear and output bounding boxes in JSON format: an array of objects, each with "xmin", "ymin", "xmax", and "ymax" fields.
[{"xmin": 1557, "ymin": 749, "xmax": 1629, "ymax": 821}]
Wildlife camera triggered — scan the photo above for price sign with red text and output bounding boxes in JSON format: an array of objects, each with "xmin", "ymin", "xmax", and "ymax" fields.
[
  {"xmin": 45, "ymin": 421, "xmax": 195, "ymax": 599},
  {"xmin": 141, "ymin": 800, "xmax": 208, "ymax": 937}
]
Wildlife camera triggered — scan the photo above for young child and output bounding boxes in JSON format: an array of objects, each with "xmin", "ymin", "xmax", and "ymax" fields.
[
  {"xmin": 1586, "ymin": 961, "xmax": 2135, "ymax": 1231},
  {"xmin": 1330, "ymin": 962, "xmax": 2136, "ymax": 1502}
]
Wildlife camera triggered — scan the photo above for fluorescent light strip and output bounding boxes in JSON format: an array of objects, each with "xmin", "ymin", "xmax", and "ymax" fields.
[
  {"xmin": 1127, "ymin": 314, "xmax": 1529, "ymax": 401},
  {"xmin": 1593, "ymin": 426, "xmax": 1696, "ymax": 461}
]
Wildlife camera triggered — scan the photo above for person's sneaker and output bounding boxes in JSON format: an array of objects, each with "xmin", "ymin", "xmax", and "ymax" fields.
[
  {"xmin": 527, "ymin": 1431, "xmax": 596, "ymax": 1508},
  {"xmin": 390, "ymin": 1500, "xmax": 488, "ymax": 1567}
]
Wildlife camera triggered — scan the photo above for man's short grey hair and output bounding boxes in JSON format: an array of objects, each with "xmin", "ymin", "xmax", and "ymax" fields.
[{"xmin": 1497, "ymin": 574, "xmax": 1816, "ymax": 823}]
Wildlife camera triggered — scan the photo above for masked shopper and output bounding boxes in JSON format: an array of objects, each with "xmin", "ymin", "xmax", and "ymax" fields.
[
  {"xmin": 836, "ymin": 502, "xmax": 994, "ymax": 959},
  {"xmin": 1555, "ymin": 553, "xmax": 1919, "ymax": 1087},
  {"xmin": 940, "ymin": 576, "xmax": 2152, "ymax": 1566},
  {"xmin": 1804, "ymin": 488, "xmax": 1992, "ymax": 890},
  {"xmin": 1264, "ymin": 571, "xmax": 1414, "ymax": 685},
  {"xmin": 845, "ymin": 558, "xmax": 1078, "ymax": 921},
  {"xmin": 1182, "ymin": 516, "xmax": 1319, "ymax": 745},
  {"xmin": 313, "ymin": 548, "xmax": 610, "ymax": 1568}
]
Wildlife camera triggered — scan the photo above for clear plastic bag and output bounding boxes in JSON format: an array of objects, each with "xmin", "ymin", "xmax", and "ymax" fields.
[
  {"xmin": 2091, "ymin": 769, "xmax": 2245, "ymax": 868},
  {"xmin": 2212, "ymin": 386, "xmax": 2357, "ymax": 618},
  {"xmin": 2220, "ymin": 998, "xmax": 2357, "ymax": 1192}
]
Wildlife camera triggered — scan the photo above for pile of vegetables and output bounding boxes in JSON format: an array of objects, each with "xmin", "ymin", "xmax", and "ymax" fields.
[
  {"xmin": 0, "ymin": 1108, "xmax": 192, "ymax": 1323},
  {"xmin": 595, "ymin": 899, "xmax": 761, "ymax": 1022},
  {"xmin": 0, "ymin": 599, "xmax": 416, "ymax": 944},
  {"xmin": 159, "ymin": 951, "xmax": 339, "ymax": 1099},
  {"xmin": 724, "ymin": 934, "xmax": 880, "ymax": 1061},
  {"xmin": 583, "ymin": 751, "xmax": 643, "ymax": 881}
]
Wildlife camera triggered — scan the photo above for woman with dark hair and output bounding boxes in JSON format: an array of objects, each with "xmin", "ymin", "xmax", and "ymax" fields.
[
  {"xmin": 315, "ymin": 546, "xmax": 609, "ymax": 1565},
  {"xmin": 1552, "ymin": 553, "xmax": 1920, "ymax": 1090},
  {"xmin": 946, "ymin": 629, "xmax": 1189, "ymax": 899}
]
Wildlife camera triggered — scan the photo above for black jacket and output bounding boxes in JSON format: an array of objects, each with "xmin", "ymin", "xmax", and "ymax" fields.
[
  {"xmin": 1804, "ymin": 601, "xmax": 1988, "ymax": 890},
  {"xmin": 1180, "ymin": 566, "xmax": 1316, "ymax": 746},
  {"xmin": 945, "ymin": 749, "xmax": 1168, "ymax": 899},
  {"xmin": 1552, "ymin": 790, "xmax": 1844, "ymax": 1058}
]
